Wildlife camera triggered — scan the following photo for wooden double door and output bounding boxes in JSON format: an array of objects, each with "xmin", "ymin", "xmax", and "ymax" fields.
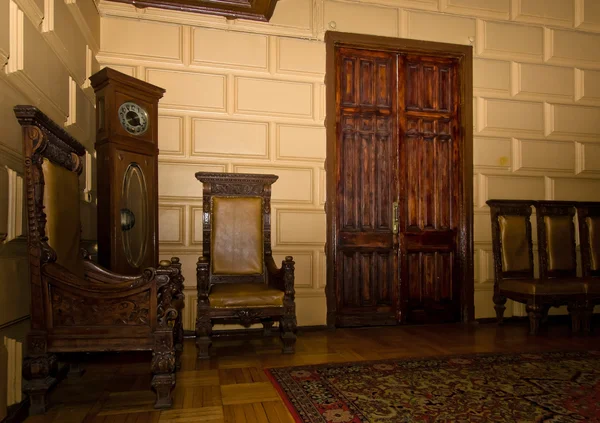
[{"xmin": 326, "ymin": 36, "xmax": 473, "ymax": 327}]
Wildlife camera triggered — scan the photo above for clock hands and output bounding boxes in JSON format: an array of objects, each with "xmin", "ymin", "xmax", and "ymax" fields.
[{"xmin": 126, "ymin": 111, "xmax": 141, "ymax": 127}]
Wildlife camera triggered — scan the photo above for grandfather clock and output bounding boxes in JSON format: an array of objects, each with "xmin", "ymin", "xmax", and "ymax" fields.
[{"xmin": 90, "ymin": 67, "xmax": 165, "ymax": 275}]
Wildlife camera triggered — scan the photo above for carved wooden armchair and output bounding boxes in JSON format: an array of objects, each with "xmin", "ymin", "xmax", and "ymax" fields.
[
  {"xmin": 194, "ymin": 172, "xmax": 296, "ymax": 359},
  {"xmin": 15, "ymin": 106, "xmax": 182, "ymax": 414}
]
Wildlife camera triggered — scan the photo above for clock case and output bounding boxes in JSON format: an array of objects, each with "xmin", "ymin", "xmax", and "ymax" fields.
[{"xmin": 90, "ymin": 68, "xmax": 165, "ymax": 275}]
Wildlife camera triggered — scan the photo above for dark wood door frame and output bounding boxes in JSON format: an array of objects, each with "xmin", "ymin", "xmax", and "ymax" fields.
[{"xmin": 325, "ymin": 31, "xmax": 474, "ymax": 328}]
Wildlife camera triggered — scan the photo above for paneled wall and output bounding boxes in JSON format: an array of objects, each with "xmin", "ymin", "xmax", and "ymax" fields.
[
  {"xmin": 0, "ymin": 0, "xmax": 99, "ymax": 416},
  {"xmin": 98, "ymin": 0, "xmax": 600, "ymax": 329}
]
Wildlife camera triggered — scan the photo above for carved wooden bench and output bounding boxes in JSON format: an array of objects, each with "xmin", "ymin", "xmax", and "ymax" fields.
[{"xmin": 487, "ymin": 200, "xmax": 600, "ymax": 334}]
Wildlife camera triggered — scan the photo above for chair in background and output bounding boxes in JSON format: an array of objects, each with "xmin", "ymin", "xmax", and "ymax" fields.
[
  {"xmin": 487, "ymin": 200, "xmax": 583, "ymax": 334},
  {"xmin": 194, "ymin": 172, "xmax": 296, "ymax": 359},
  {"xmin": 576, "ymin": 202, "xmax": 600, "ymax": 331},
  {"xmin": 534, "ymin": 201, "xmax": 586, "ymax": 331},
  {"xmin": 15, "ymin": 106, "xmax": 182, "ymax": 414}
]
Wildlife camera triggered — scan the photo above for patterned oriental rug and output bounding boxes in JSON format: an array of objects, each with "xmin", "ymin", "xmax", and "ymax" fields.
[{"xmin": 265, "ymin": 351, "xmax": 600, "ymax": 423}]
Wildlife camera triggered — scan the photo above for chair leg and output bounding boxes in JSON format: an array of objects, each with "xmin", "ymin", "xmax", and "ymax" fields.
[
  {"xmin": 581, "ymin": 301, "xmax": 594, "ymax": 333},
  {"xmin": 541, "ymin": 305, "xmax": 551, "ymax": 324},
  {"xmin": 151, "ymin": 331, "xmax": 176, "ymax": 409},
  {"xmin": 493, "ymin": 293, "xmax": 507, "ymax": 324},
  {"xmin": 174, "ymin": 316, "xmax": 184, "ymax": 370},
  {"xmin": 280, "ymin": 309, "xmax": 297, "ymax": 354},
  {"xmin": 526, "ymin": 303, "xmax": 543, "ymax": 335},
  {"xmin": 262, "ymin": 320, "xmax": 274, "ymax": 336},
  {"xmin": 567, "ymin": 302, "xmax": 582, "ymax": 333},
  {"xmin": 195, "ymin": 315, "xmax": 212, "ymax": 360},
  {"xmin": 23, "ymin": 353, "xmax": 57, "ymax": 415},
  {"xmin": 67, "ymin": 362, "xmax": 85, "ymax": 379}
]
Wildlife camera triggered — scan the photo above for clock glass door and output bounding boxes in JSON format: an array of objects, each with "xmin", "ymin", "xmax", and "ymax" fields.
[{"xmin": 121, "ymin": 162, "xmax": 148, "ymax": 268}]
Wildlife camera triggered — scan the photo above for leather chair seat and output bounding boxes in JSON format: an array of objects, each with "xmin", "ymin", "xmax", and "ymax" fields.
[
  {"xmin": 499, "ymin": 278, "xmax": 585, "ymax": 296},
  {"xmin": 209, "ymin": 283, "xmax": 284, "ymax": 308}
]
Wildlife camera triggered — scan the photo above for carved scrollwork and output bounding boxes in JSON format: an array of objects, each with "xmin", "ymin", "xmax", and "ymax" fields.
[
  {"xmin": 22, "ymin": 354, "xmax": 57, "ymax": 380},
  {"xmin": 212, "ymin": 183, "xmax": 264, "ymax": 196},
  {"xmin": 234, "ymin": 309, "xmax": 263, "ymax": 327},
  {"xmin": 151, "ymin": 350, "xmax": 176, "ymax": 374},
  {"xmin": 51, "ymin": 289, "xmax": 151, "ymax": 326},
  {"xmin": 27, "ymin": 334, "xmax": 47, "ymax": 356},
  {"xmin": 282, "ymin": 256, "xmax": 295, "ymax": 297},
  {"xmin": 156, "ymin": 278, "xmax": 179, "ymax": 329}
]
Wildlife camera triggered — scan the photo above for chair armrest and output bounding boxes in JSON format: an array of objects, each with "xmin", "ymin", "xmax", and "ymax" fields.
[
  {"xmin": 83, "ymin": 259, "xmax": 151, "ymax": 285},
  {"xmin": 266, "ymin": 255, "xmax": 295, "ymax": 296},
  {"xmin": 158, "ymin": 257, "xmax": 185, "ymax": 310}
]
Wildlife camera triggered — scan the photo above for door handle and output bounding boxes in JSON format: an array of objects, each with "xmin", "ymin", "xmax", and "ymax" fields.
[{"xmin": 392, "ymin": 201, "xmax": 399, "ymax": 234}]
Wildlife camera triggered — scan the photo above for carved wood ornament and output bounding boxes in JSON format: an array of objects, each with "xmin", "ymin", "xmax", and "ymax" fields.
[{"xmin": 107, "ymin": 0, "xmax": 280, "ymax": 22}]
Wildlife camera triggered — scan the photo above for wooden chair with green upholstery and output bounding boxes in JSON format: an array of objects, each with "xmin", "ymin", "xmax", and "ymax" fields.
[
  {"xmin": 575, "ymin": 202, "xmax": 600, "ymax": 331},
  {"xmin": 487, "ymin": 200, "xmax": 584, "ymax": 334},
  {"xmin": 194, "ymin": 172, "xmax": 297, "ymax": 359}
]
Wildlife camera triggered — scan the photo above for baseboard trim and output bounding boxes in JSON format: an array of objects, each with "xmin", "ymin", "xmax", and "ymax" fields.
[
  {"xmin": 1, "ymin": 362, "xmax": 69, "ymax": 422},
  {"xmin": 183, "ymin": 324, "xmax": 328, "ymax": 338},
  {"xmin": 2, "ymin": 398, "xmax": 29, "ymax": 423},
  {"xmin": 0, "ymin": 315, "xmax": 30, "ymax": 331},
  {"xmin": 476, "ymin": 314, "xmax": 600, "ymax": 325}
]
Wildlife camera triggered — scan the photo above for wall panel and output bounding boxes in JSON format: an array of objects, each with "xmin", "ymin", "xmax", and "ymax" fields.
[
  {"xmin": 323, "ymin": 0, "xmax": 398, "ymax": 37},
  {"xmin": 277, "ymin": 38, "xmax": 325, "ymax": 76},
  {"xmin": 473, "ymin": 136, "xmax": 511, "ymax": 170},
  {"xmin": 478, "ymin": 20, "xmax": 543, "ymax": 61},
  {"xmin": 407, "ymin": 10, "xmax": 475, "ymax": 45},
  {"xmin": 514, "ymin": 63, "xmax": 574, "ymax": 100},
  {"xmin": 513, "ymin": 0, "xmax": 574, "ymax": 27},
  {"xmin": 440, "ymin": 0, "xmax": 510, "ymax": 20},
  {"xmin": 158, "ymin": 115, "xmax": 185, "ymax": 156},
  {"xmin": 482, "ymin": 99, "xmax": 544, "ymax": 135},
  {"xmin": 235, "ymin": 77, "xmax": 313, "ymax": 118},
  {"xmin": 192, "ymin": 119, "xmax": 269, "ymax": 159},
  {"xmin": 276, "ymin": 124, "xmax": 326, "ymax": 161},
  {"xmin": 147, "ymin": 69, "xmax": 226, "ymax": 111},
  {"xmin": 101, "ymin": 18, "xmax": 182, "ymax": 62},
  {"xmin": 473, "ymin": 59, "xmax": 510, "ymax": 95},
  {"xmin": 549, "ymin": 29, "xmax": 600, "ymax": 68},
  {"xmin": 192, "ymin": 28, "xmax": 268, "ymax": 70},
  {"xmin": 576, "ymin": 0, "xmax": 600, "ymax": 32}
]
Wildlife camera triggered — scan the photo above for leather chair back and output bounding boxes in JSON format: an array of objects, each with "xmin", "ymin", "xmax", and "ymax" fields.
[
  {"xmin": 535, "ymin": 201, "xmax": 577, "ymax": 279},
  {"xmin": 42, "ymin": 159, "xmax": 84, "ymax": 277},
  {"xmin": 195, "ymin": 172, "xmax": 279, "ymax": 287},
  {"xmin": 498, "ymin": 215, "xmax": 531, "ymax": 273},
  {"xmin": 211, "ymin": 196, "xmax": 263, "ymax": 275},
  {"xmin": 577, "ymin": 203, "xmax": 600, "ymax": 277},
  {"xmin": 587, "ymin": 216, "xmax": 600, "ymax": 272},
  {"xmin": 487, "ymin": 200, "xmax": 535, "ymax": 281}
]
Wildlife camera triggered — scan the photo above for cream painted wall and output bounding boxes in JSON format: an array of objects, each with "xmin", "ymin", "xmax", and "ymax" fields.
[
  {"xmin": 97, "ymin": 0, "xmax": 600, "ymax": 329},
  {"xmin": 0, "ymin": 0, "xmax": 99, "ymax": 415}
]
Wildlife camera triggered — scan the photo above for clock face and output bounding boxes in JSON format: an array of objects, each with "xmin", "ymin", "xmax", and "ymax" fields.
[{"xmin": 118, "ymin": 101, "xmax": 149, "ymax": 135}]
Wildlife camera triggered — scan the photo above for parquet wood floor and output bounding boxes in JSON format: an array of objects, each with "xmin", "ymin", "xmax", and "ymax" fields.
[{"xmin": 23, "ymin": 321, "xmax": 600, "ymax": 423}]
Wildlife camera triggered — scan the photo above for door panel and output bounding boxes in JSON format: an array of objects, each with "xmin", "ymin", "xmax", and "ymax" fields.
[
  {"xmin": 399, "ymin": 56, "xmax": 461, "ymax": 323},
  {"xmin": 335, "ymin": 48, "xmax": 399, "ymax": 326}
]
